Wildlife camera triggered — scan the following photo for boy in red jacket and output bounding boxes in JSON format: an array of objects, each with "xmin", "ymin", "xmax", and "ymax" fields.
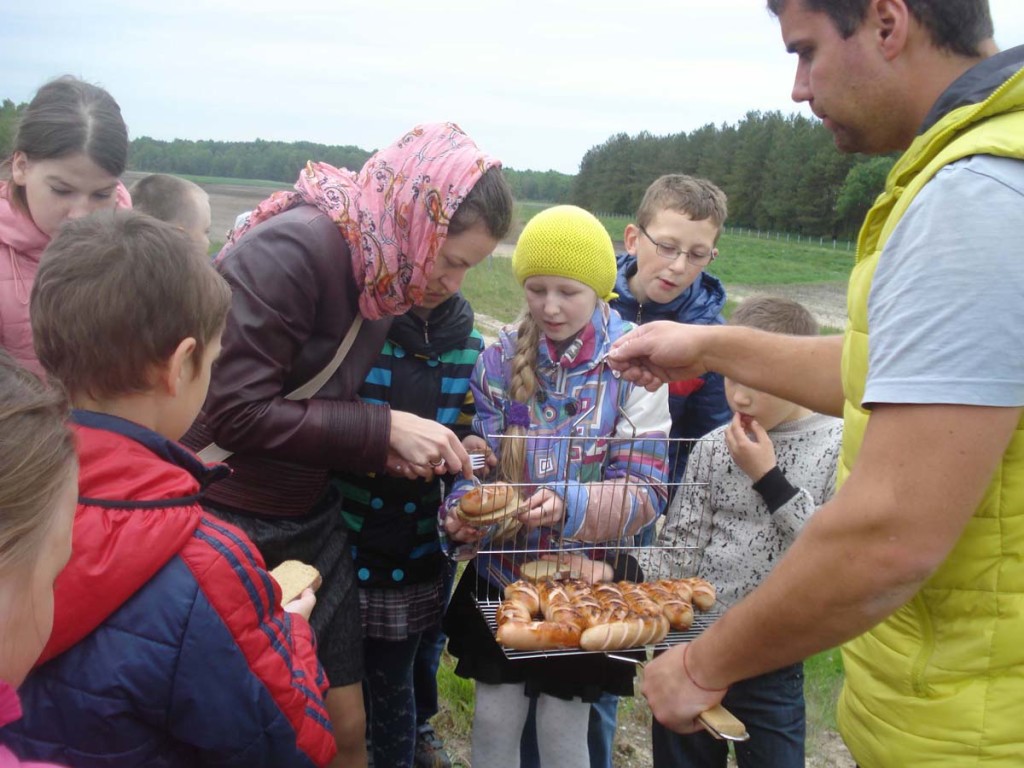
[{"xmin": 0, "ymin": 211, "xmax": 336, "ymax": 768}]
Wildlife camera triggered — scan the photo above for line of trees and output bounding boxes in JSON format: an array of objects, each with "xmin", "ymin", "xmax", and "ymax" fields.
[
  {"xmin": 2, "ymin": 95, "xmax": 891, "ymax": 234},
  {"xmin": 572, "ymin": 111, "xmax": 894, "ymax": 239}
]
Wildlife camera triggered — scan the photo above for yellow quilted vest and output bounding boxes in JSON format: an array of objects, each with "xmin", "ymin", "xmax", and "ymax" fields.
[{"xmin": 837, "ymin": 66, "xmax": 1024, "ymax": 766}]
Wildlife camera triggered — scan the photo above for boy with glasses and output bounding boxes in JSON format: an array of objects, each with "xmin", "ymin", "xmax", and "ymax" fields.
[
  {"xmin": 612, "ymin": 174, "xmax": 732, "ymax": 488},
  {"xmin": 595, "ymin": 177, "xmax": 732, "ymax": 765}
]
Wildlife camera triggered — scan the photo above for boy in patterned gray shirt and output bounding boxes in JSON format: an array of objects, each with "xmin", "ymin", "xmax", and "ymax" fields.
[{"xmin": 645, "ymin": 296, "xmax": 843, "ymax": 768}]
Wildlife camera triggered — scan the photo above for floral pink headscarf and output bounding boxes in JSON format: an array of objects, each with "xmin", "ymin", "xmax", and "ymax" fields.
[{"xmin": 218, "ymin": 122, "xmax": 500, "ymax": 320}]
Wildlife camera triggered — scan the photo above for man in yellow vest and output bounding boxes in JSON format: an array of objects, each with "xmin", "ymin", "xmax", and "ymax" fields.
[{"xmin": 608, "ymin": 1, "xmax": 1024, "ymax": 765}]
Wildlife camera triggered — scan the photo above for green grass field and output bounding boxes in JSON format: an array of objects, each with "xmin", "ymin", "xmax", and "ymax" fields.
[
  {"xmin": 462, "ymin": 221, "xmax": 853, "ymax": 330},
  {"xmin": 181, "ymin": 174, "xmax": 290, "ymax": 189}
]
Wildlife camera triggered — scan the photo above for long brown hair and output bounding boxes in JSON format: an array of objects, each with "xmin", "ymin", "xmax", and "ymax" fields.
[
  {"xmin": 2, "ymin": 75, "xmax": 128, "ymax": 216},
  {"xmin": 0, "ymin": 352, "xmax": 76, "ymax": 573}
]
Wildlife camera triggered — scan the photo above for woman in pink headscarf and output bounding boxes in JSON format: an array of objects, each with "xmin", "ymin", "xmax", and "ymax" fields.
[{"xmin": 182, "ymin": 123, "xmax": 513, "ymax": 767}]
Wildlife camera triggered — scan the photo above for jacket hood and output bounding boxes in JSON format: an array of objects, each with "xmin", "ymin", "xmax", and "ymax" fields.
[
  {"xmin": 496, "ymin": 302, "xmax": 629, "ymax": 376},
  {"xmin": 613, "ymin": 251, "xmax": 727, "ymax": 324},
  {"xmin": 39, "ymin": 411, "xmax": 228, "ymax": 663},
  {"xmin": 388, "ymin": 293, "xmax": 476, "ymax": 355},
  {"xmin": 0, "ymin": 182, "xmax": 49, "ymax": 261},
  {"xmin": 0, "ymin": 181, "xmax": 133, "ymax": 261},
  {"xmin": 921, "ymin": 44, "xmax": 1024, "ymax": 133}
]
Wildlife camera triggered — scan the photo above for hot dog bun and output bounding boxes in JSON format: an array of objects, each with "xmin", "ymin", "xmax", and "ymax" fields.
[
  {"xmin": 496, "ymin": 620, "xmax": 583, "ymax": 650},
  {"xmin": 457, "ymin": 482, "xmax": 522, "ymax": 524}
]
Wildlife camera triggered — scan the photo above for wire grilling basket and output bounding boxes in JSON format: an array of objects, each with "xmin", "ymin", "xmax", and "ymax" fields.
[{"xmin": 456, "ymin": 402, "xmax": 727, "ymax": 660}]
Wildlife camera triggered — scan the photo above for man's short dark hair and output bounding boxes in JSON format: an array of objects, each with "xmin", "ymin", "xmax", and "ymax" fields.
[{"xmin": 766, "ymin": 0, "xmax": 994, "ymax": 57}]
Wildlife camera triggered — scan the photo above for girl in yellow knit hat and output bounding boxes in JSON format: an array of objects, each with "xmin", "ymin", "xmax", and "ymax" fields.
[{"xmin": 440, "ymin": 205, "xmax": 672, "ymax": 767}]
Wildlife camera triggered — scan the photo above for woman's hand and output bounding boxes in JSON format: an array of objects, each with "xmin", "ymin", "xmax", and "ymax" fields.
[
  {"xmin": 389, "ymin": 410, "xmax": 473, "ymax": 479},
  {"xmin": 518, "ymin": 487, "xmax": 565, "ymax": 529},
  {"xmin": 723, "ymin": 413, "xmax": 777, "ymax": 482}
]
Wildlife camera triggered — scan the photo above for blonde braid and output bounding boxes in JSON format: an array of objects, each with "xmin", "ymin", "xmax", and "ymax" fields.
[{"xmin": 499, "ymin": 313, "xmax": 541, "ymax": 484}]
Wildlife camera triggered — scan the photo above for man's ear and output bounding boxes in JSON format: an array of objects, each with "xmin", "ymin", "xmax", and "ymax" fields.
[
  {"xmin": 872, "ymin": 0, "xmax": 910, "ymax": 60},
  {"xmin": 164, "ymin": 337, "xmax": 198, "ymax": 396},
  {"xmin": 10, "ymin": 152, "xmax": 29, "ymax": 186},
  {"xmin": 623, "ymin": 223, "xmax": 640, "ymax": 256}
]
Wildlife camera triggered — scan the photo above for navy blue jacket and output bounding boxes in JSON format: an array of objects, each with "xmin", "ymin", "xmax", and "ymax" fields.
[
  {"xmin": 0, "ymin": 413, "xmax": 334, "ymax": 768},
  {"xmin": 335, "ymin": 294, "xmax": 483, "ymax": 587},
  {"xmin": 611, "ymin": 252, "xmax": 732, "ymax": 481}
]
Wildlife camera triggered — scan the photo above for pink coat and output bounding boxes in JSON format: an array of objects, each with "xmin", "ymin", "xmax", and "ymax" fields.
[
  {"xmin": 0, "ymin": 681, "xmax": 64, "ymax": 767},
  {"xmin": 0, "ymin": 181, "xmax": 131, "ymax": 379}
]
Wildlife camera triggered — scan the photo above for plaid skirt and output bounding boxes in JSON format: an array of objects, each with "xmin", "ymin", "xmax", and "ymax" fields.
[{"xmin": 205, "ymin": 485, "xmax": 364, "ymax": 687}]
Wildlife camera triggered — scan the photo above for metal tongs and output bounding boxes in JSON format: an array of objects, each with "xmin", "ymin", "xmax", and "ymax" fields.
[{"xmin": 605, "ymin": 654, "xmax": 750, "ymax": 742}]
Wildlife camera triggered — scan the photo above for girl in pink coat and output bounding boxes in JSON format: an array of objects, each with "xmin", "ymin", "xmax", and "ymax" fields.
[
  {"xmin": 0, "ymin": 75, "xmax": 131, "ymax": 379},
  {"xmin": 0, "ymin": 351, "xmax": 77, "ymax": 767}
]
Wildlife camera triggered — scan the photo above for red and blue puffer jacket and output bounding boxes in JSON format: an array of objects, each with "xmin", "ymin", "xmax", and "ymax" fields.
[{"xmin": 0, "ymin": 411, "xmax": 336, "ymax": 768}]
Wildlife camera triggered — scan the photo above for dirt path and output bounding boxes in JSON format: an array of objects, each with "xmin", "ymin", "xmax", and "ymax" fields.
[{"xmin": 729, "ymin": 282, "xmax": 848, "ymax": 331}]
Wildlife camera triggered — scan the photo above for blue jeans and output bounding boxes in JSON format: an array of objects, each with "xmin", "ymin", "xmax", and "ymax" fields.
[
  {"xmin": 414, "ymin": 559, "xmax": 457, "ymax": 728},
  {"xmin": 588, "ymin": 692, "xmax": 618, "ymax": 768},
  {"xmin": 652, "ymin": 662, "xmax": 806, "ymax": 768},
  {"xmin": 365, "ymin": 633, "xmax": 423, "ymax": 768}
]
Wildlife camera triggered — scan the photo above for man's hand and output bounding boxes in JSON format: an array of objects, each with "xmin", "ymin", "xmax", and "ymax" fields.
[
  {"xmin": 608, "ymin": 321, "xmax": 710, "ymax": 391},
  {"xmin": 642, "ymin": 643, "xmax": 727, "ymax": 733}
]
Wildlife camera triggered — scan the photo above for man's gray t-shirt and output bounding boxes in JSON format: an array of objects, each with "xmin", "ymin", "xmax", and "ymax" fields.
[{"xmin": 864, "ymin": 154, "xmax": 1024, "ymax": 409}]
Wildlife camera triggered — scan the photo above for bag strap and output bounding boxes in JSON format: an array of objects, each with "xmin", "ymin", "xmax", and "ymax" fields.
[{"xmin": 197, "ymin": 315, "xmax": 365, "ymax": 464}]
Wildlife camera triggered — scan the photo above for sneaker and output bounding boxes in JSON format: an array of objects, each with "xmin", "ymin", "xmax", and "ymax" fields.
[{"xmin": 414, "ymin": 725, "xmax": 452, "ymax": 768}]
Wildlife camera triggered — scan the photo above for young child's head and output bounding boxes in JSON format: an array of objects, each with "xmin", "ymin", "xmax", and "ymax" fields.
[
  {"xmin": 725, "ymin": 296, "xmax": 818, "ymax": 430},
  {"xmin": 2, "ymin": 75, "xmax": 128, "ymax": 237},
  {"xmin": 501, "ymin": 205, "xmax": 616, "ymax": 481},
  {"xmin": 31, "ymin": 210, "xmax": 231, "ymax": 440},
  {"xmin": 512, "ymin": 204, "xmax": 616, "ymax": 345},
  {"xmin": 0, "ymin": 351, "xmax": 77, "ymax": 687},
  {"xmin": 623, "ymin": 174, "xmax": 728, "ymax": 306},
  {"xmin": 130, "ymin": 174, "xmax": 213, "ymax": 255}
]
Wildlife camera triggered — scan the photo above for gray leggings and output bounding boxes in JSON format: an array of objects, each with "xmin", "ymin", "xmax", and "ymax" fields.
[{"xmin": 472, "ymin": 682, "xmax": 589, "ymax": 768}]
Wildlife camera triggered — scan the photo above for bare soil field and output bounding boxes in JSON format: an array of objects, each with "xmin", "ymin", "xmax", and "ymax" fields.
[{"xmin": 123, "ymin": 170, "xmax": 284, "ymax": 243}]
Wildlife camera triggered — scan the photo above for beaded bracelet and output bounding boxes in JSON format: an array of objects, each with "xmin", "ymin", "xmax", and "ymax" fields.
[{"xmin": 682, "ymin": 645, "xmax": 727, "ymax": 693}]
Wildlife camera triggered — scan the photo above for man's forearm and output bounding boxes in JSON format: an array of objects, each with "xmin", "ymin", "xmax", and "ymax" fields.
[
  {"xmin": 703, "ymin": 328, "xmax": 845, "ymax": 417},
  {"xmin": 686, "ymin": 501, "xmax": 925, "ymax": 687},
  {"xmin": 685, "ymin": 403, "xmax": 1021, "ymax": 686}
]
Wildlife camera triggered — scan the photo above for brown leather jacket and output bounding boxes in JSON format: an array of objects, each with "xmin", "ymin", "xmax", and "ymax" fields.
[{"xmin": 182, "ymin": 204, "xmax": 393, "ymax": 516}]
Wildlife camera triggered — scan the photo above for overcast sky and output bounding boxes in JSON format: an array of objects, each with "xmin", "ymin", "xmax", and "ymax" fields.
[{"xmin": 4, "ymin": 1, "xmax": 1024, "ymax": 174}]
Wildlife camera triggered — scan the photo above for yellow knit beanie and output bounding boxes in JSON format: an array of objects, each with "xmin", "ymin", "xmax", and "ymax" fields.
[{"xmin": 512, "ymin": 205, "xmax": 617, "ymax": 301}]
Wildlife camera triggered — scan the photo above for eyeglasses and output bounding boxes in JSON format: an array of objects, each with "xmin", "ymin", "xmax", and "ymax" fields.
[{"xmin": 638, "ymin": 225, "xmax": 716, "ymax": 266}]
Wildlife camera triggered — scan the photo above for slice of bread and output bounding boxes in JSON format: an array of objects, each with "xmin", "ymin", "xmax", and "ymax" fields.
[
  {"xmin": 271, "ymin": 560, "xmax": 322, "ymax": 605},
  {"xmin": 519, "ymin": 560, "xmax": 572, "ymax": 582}
]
